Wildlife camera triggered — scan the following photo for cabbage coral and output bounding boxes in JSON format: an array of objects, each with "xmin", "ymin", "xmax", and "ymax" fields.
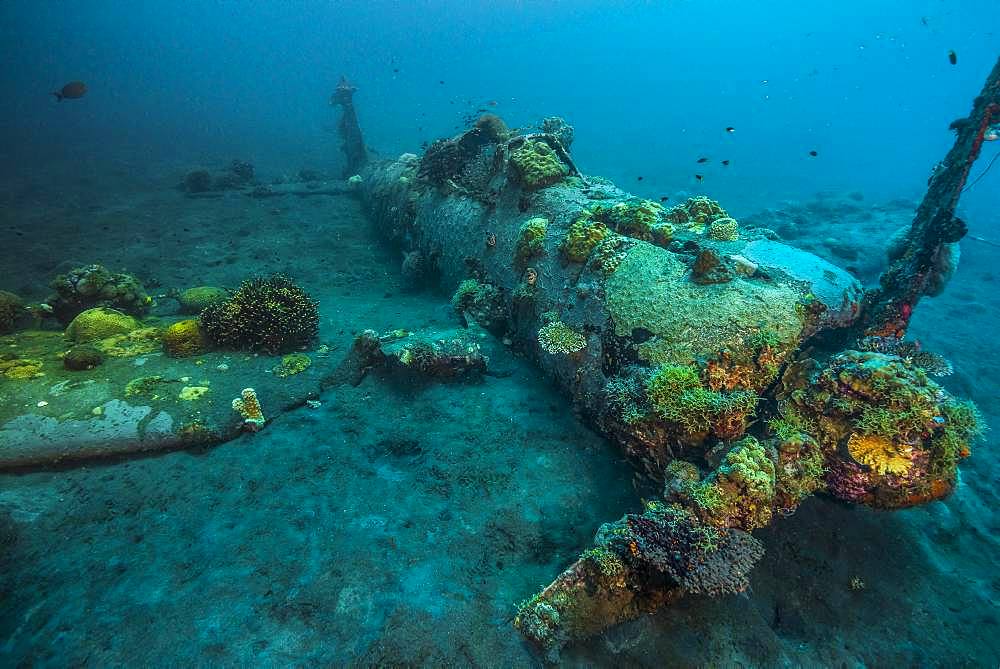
[{"xmin": 847, "ymin": 433, "xmax": 913, "ymax": 475}]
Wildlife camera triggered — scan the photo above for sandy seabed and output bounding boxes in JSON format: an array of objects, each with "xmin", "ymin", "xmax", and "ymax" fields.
[{"xmin": 0, "ymin": 158, "xmax": 997, "ymax": 667}]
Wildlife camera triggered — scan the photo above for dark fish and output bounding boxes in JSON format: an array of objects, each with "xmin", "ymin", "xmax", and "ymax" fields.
[
  {"xmin": 695, "ymin": 174, "xmax": 704, "ymax": 181},
  {"xmin": 487, "ymin": 100, "xmax": 498, "ymax": 106},
  {"xmin": 637, "ymin": 176, "xmax": 644, "ymax": 181},
  {"xmin": 725, "ymin": 126, "xmax": 735, "ymax": 133},
  {"xmin": 948, "ymin": 50, "xmax": 957, "ymax": 65},
  {"xmin": 697, "ymin": 157, "xmax": 708, "ymax": 163},
  {"xmin": 393, "ymin": 68, "xmax": 400, "ymax": 73},
  {"xmin": 439, "ymin": 80, "xmax": 445, "ymax": 84},
  {"xmin": 721, "ymin": 160, "xmax": 730, "ymax": 166},
  {"xmin": 921, "ymin": 16, "xmax": 928, "ymax": 26},
  {"xmin": 53, "ymin": 81, "xmax": 86, "ymax": 101},
  {"xmin": 659, "ymin": 196, "xmax": 669, "ymax": 202},
  {"xmin": 809, "ymin": 150, "xmax": 818, "ymax": 157}
]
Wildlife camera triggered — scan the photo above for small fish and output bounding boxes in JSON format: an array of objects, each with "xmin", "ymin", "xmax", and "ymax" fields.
[
  {"xmin": 637, "ymin": 176, "xmax": 644, "ymax": 181},
  {"xmin": 695, "ymin": 174, "xmax": 704, "ymax": 181},
  {"xmin": 659, "ymin": 196, "xmax": 669, "ymax": 202},
  {"xmin": 393, "ymin": 68, "xmax": 399, "ymax": 73},
  {"xmin": 53, "ymin": 81, "xmax": 86, "ymax": 101},
  {"xmin": 487, "ymin": 100, "xmax": 498, "ymax": 106},
  {"xmin": 696, "ymin": 157, "xmax": 708, "ymax": 163},
  {"xmin": 948, "ymin": 50, "xmax": 957, "ymax": 65},
  {"xmin": 725, "ymin": 126, "xmax": 735, "ymax": 133},
  {"xmin": 439, "ymin": 80, "xmax": 445, "ymax": 84},
  {"xmin": 809, "ymin": 150, "xmax": 818, "ymax": 157},
  {"xmin": 921, "ymin": 16, "xmax": 928, "ymax": 26},
  {"xmin": 721, "ymin": 160, "xmax": 730, "ymax": 166}
]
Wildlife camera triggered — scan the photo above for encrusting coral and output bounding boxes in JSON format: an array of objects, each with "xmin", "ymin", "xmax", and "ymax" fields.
[
  {"xmin": 65, "ymin": 307, "xmax": 140, "ymax": 343},
  {"xmin": 515, "ymin": 217, "xmax": 548, "ymax": 265},
  {"xmin": 199, "ymin": 275, "xmax": 318, "ymax": 354},
  {"xmin": 509, "ymin": 139, "xmax": 568, "ymax": 190},
  {"xmin": 176, "ymin": 286, "xmax": 229, "ymax": 314},
  {"xmin": 162, "ymin": 319, "xmax": 209, "ymax": 357},
  {"xmin": 561, "ymin": 215, "xmax": 610, "ymax": 263}
]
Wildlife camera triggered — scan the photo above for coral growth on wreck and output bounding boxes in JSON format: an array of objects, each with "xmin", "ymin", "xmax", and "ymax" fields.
[
  {"xmin": 537, "ymin": 319, "xmax": 586, "ymax": 355},
  {"xmin": 778, "ymin": 351, "xmax": 983, "ymax": 507},
  {"xmin": 509, "ymin": 139, "xmax": 568, "ymax": 190},
  {"xmin": 48, "ymin": 264, "xmax": 151, "ymax": 325}
]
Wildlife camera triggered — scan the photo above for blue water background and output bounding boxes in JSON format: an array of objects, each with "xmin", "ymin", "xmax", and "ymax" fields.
[{"xmin": 1, "ymin": 0, "xmax": 997, "ymax": 221}]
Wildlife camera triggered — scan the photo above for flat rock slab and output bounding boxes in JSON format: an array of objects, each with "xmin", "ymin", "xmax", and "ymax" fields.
[{"xmin": 0, "ymin": 329, "xmax": 338, "ymax": 469}]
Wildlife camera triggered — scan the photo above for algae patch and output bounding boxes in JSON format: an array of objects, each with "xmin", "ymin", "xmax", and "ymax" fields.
[{"xmin": 604, "ymin": 242, "xmax": 804, "ymax": 366}]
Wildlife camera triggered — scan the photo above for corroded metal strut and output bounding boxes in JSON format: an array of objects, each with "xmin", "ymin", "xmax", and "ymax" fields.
[{"xmin": 859, "ymin": 57, "xmax": 1000, "ymax": 339}]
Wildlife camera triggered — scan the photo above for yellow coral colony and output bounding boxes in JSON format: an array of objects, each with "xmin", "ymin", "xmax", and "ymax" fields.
[
  {"xmin": 847, "ymin": 433, "xmax": 913, "ymax": 475},
  {"xmin": 232, "ymin": 387, "xmax": 266, "ymax": 431}
]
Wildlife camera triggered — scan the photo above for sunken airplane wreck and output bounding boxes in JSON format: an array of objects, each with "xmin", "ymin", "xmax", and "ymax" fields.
[{"xmin": 347, "ymin": 59, "xmax": 998, "ymax": 660}]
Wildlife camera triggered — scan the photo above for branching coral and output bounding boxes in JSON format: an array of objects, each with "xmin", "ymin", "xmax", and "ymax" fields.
[
  {"xmin": 200, "ymin": 274, "xmax": 318, "ymax": 354},
  {"xmin": 232, "ymin": 387, "xmax": 265, "ymax": 431},
  {"xmin": 605, "ymin": 375, "xmax": 648, "ymax": 425},
  {"xmin": 645, "ymin": 364, "xmax": 757, "ymax": 438},
  {"xmin": 670, "ymin": 438, "xmax": 777, "ymax": 531},
  {"xmin": 538, "ymin": 320, "xmax": 586, "ymax": 355}
]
